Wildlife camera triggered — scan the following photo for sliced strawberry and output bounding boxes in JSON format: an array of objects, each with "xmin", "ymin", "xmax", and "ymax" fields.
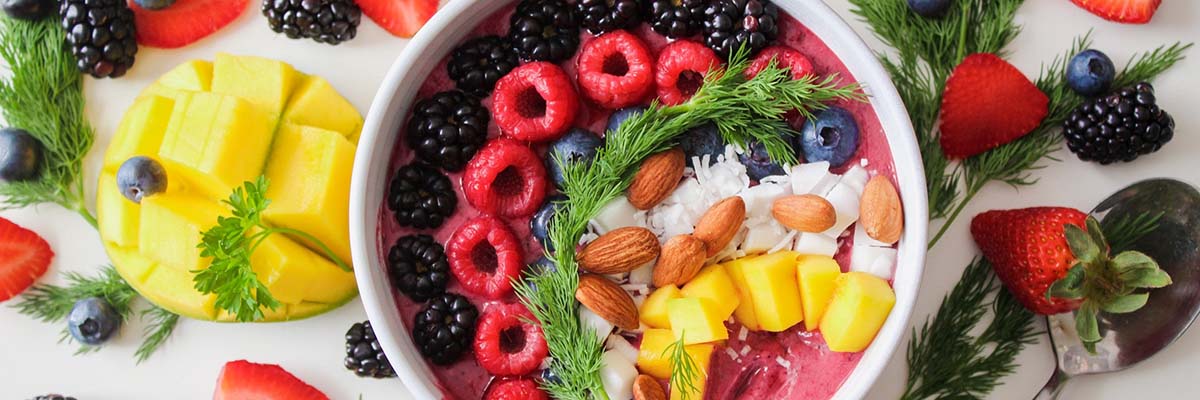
[
  {"xmin": 129, "ymin": 0, "xmax": 249, "ymax": 49},
  {"xmin": 356, "ymin": 0, "xmax": 439, "ymax": 38},
  {"xmin": 939, "ymin": 53, "xmax": 1049, "ymax": 159},
  {"xmin": 214, "ymin": 360, "xmax": 329, "ymax": 400},
  {"xmin": 0, "ymin": 217, "xmax": 53, "ymax": 302},
  {"xmin": 1070, "ymin": 0, "xmax": 1161, "ymax": 24}
]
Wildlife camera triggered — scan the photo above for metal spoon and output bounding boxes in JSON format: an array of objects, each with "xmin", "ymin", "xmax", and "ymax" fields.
[{"xmin": 1035, "ymin": 178, "xmax": 1200, "ymax": 399}]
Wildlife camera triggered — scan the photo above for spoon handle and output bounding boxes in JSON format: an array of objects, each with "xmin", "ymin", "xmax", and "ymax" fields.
[{"xmin": 1034, "ymin": 369, "xmax": 1070, "ymax": 400}]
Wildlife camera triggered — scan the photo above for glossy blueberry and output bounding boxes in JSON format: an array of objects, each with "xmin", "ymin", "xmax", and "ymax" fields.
[
  {"xmin": 799, "ymin": 106, "xmax": 859, "ymax": 168},
  {"xmin": 1, "ymin": 0, "xmax": 55, "ymax": 20},
  {"xmin": 1067, "ymin": 49, "xmax": 1116, "ymax": 97},
  {"xmin": 605, "ymin": 106, "xmax": 648, "ymax": 134},
  {"xmin": 67, "ymin": 297, "xmax": 121, "ymax": 346},
  {"xmin": 0, "ymin": 127, "xmax": 42, "ymax": 183},
  {"xmin": 540, "ymin": 366, "xmax": 563, "ymax": 385},
  {"xmin": 737, "ymin": 139, "xmax": 788, "ymax": 181},
  {"xmin": 678, "ymin": 122, "xmax": 725, "ymax": 167},
  {"xmin": 525, "ymin": 256, "xmax": 558, "ymax": 294},
  {"xmin": 132, "ymin": 0, "xmax": 176, "ymax": 10},
  {"xmin": 116, "ymin": 156, "xmax": 168, "ymax": 204},
  {"xmin": 530, "ymin": 194, "xmax": 567, "ymax": 252},
  {"xmin": 546, "ymin": 129, "xmax": 604, "ymax": 188},
  {"xmin": 907, "ymin": 0, "xmax": 951, "ymax": 18}
]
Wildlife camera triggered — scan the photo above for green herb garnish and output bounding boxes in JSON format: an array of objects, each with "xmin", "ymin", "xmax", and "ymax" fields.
[{"xmin": 664, "ymin": 334, "xmax": 703, "ymax": 400}]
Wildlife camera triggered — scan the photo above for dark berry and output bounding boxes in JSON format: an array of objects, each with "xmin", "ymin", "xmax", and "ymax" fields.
[
  {"xmin": 0, "ymin": 128, "xmax": 43, "ymax": 183},
  {"xmin": 1063, "ymin": 82, "xmax": 1174, "ymax": 164},
  {"xmin": 530, "ymin": 195, "xmax": 567, "ymax": 252},
  {"xmin": 406, "ymin": 90, "xmax": 489, "ymax": 171},
  {"xmin": 412, "ymin": 293, "xmax": 479, "ymax": 365},
  {"xmin": 508, "ymin": 0, "xmax": 580, "ymax": 63},
  {"xmin": 703, "ymin": 0, "xmax": 779, "ymax": 59},
  {"xmin": 525, "ymin": 256, "xmax": 557, "ymax": 294},
  {"xmin": 67, "ymin": 297, "xmax": 121, "ymax": 346},
  {"xmin": 646, "ymin": 0, "xmax": 706, "ymax": 38},
  {"xmin": 606, "ymin": 106, "xmax": 647, "ymax": 134},
  {"xmin": 539, "ymin": 367, "xmax": 562, "ymax": 385},
  {"xmin": 799, "ymin": 106, "xmax": 859, "ymax": 168},
  {"xmin": 115, "ymin": 156, "xmax": 168, "ymax": 204},
  {"xmin": 387, "ymin": 163, "xmax": 457, "ymax": 229},
  {"xmin": 262, "ymin": 0, "xmax": 362, "ymax": 45},
  {"xmin": 545, "ymin": 129, "xmax": 604, "ymax": 189},
  {"xmin": 387, "ymin": 235, "xmax": 450, "ymax": 302},
  {"xmin": 448, "ymin": 36, "xmax": 519, "ymax": 97},
  {"xmin": 576, "ymin": 0, "xmax": 643, "ymax": 34},
  {"xmin": 344, "ymin": 320, "xmax": 396, "ymax": 378},
  {"xmin": 30, "ymin": 395, "xmax": 77, "ymax": 400},
  {"xmin": 737, "ymin": 139, "xmax": 788, "ymax": 181},
  {"xmin": 132, "ymin": 0, "xmax": 176, "ymax": 10},
  {"xmin": 678, "ymin": 122, "xmax": 726, "ymax": 167},
  {"xmin": 1067, "ymin": 49, "xmax": 1116, "ymax": 97},
  {"xmin": 907, "ymin": 0, "xmax": 951, "ymax": 18},
  {"xmin": 576, "ymin": 30, "xmax": 656, "ymax": 109},
  {"xmin": 61, "ymin": 0, "xmax": 138, "ymax": 78},
  {"xmin": 2, "ymin": 0, "xmax": 55, "ymax": 20}
]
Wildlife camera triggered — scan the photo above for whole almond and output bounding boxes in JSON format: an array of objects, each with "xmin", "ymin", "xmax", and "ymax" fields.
[
  {"xmin": 575, "ymin": 274, "xmax": 639, "ymax": 331},
  {"xmin": 693, "ymin": 196, "xmax": 746, "ymax": 257},
  {"xmin": 633, "ymin": 374, "xmax": 667, "ymax": 400},
  {"xmin": 628, "ymin": 148, "xmax": 686, "ymax": 210},
  {"xmin": 652, "ymin": 234, "xmax": 708, "ymax": 287},
  {"xmin": 771, "ymin": 194, "xmax": 837, "ymax": 232},
  {"xmin": 577, "ymin": 227, "xmax": 661, "ymax": 274},
  {"xmin": 860, "ymin": 175, "xmax": 903, "ymax": 244}
]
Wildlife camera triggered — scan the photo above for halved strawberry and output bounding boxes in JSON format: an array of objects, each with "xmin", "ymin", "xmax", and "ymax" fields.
[
  {"xmin": 356, "ymin": 0, "xmax": 439, "ymax": 38},
  {"xmin": 1070, "ymin": 0, "xmax": 1161, "ymax": 24},
  {"xmin": 939, "ymin": 53, "xmax": 1049, "ymax": 159},
  {"xmin": 129, "ymin": 0, "xmax": 249, "ymax": 49},
  {"xmin": 214, "ymin": 360, "xmax": 328, "ymax": 400},
  {"xmin": 0, "ymin": 217, "xmax": 53, "ymax": 302}
]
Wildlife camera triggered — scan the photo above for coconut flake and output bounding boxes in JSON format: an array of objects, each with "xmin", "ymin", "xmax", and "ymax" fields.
[
  {"xmin": 738, "ymin": 326, "xmax": 749, "ymax": 341},
  {"xmin": 775, "ymin": 356, "xmax": 791, "ymax": 368},
  {"xmin": 726, "ymin": 348, "xmax": 740, "ymax": 360},
  {"xmin": 741, "ymin": 345, "xmax": 752, "ymax": 356}
]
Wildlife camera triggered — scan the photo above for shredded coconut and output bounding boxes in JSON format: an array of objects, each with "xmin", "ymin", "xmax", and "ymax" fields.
[
  {"xmin": 775, "ymin": 356, "xmax": 791, "ymax": 368},
  {"xmin": 726, "ymin": 347, "xmax": 740, "ymax": 360},
  {"xmin": 738, "ymin": 326, "xmax": 749, "ymax": 341},
  {"xmin": 741, "ymin": 345, "xmax": 752, "ymax": 356}
]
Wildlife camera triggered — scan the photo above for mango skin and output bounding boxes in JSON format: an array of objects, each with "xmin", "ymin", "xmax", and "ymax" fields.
[{"xmin": 820, "ymin": 272, "xmax": 896, "ymax": 352}]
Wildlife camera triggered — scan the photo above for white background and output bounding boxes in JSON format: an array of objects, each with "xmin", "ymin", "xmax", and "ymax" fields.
[{"xmin": 1, "ymin": 0, "xmax": 1197, "ymax": 399}]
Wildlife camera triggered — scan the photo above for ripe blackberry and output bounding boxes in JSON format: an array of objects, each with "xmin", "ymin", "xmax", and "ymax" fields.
[
  {"xmin": 1063, "ymin": 82, "xmax": 1175, "ymax": 165},
  {"xmin": 413, "ymin": 293, "xmax": 479, "ymax": 365},
  {"xmin": 576, "ymin": 0, "xmax": 644, "ymax": 34},
  {"xmin": 344, "ymin": 320, "xmax": 396, "ymax": 378},
  {"xmin": 646, "ymin": 0, "xmax": 707, "ymax": 38},
  {"xmin": 406, "ymin": 90, "xmax": 489, "ymax": 172},
  {"xmin": 387, "ymin": 163, "xmax": 457, "ymax": 229},
  {"xmin": 508, "ymin": 0, "xmax": 580, "ymax": 63},
  {"xmin": 61, "ymin": 0, "xmax": 138, "ymax": 78},
  {"xmin": 703, "ymin": 0, "xmax": 780, "ymax": 59},
  {"xmin": 30, "ymin": 396, "xmax": 76, "ymax": 400},
  {"xmin": 262, "ymin": 0, "xmax": 362, "ymax": 45},
  {"xmin": 388, "ymin": 234, "xmax": 450, "ymax": 302},
  {"xmin": 448, "ymin": 36, "xmax": 519, "ymax": 97}
]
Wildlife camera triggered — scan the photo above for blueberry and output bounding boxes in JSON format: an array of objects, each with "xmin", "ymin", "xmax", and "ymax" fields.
[
  {"xmin": 907, "ymin": 0, "xmax": 951, "ymax": 18},
  {"xmin": 525, "ymin": 256, "xmax": 558, "ymax": 293},
  {"xmin": 1067, "ymin": 49, "xmax": 1116, "ymax": 97},
  {"xmin": 530, "ymin": 194, "xmax": 567, "ymax": 252},
  {"xmin": 606, "ymin": 106, "xmax": 648, "ymax": 134},
  {"xmin": 116, "ymin": 156, "xmax": 168, "ymax": 204},
  {"xmin": 132, "ymin": 0, "xmax": 176, "ymax": 10},
  {"xmin": 678, "ymin": 122, "xmax": 725, "ymax": 167},
  {"xmin": 0, "ymin": 127, "xmax": 42, "ymax": 183},
  {"xmin": 540, "ymin": 366, "xmax": 563, "ymax": 385},
  {"xmin": 67, "ymin": 297, "xmax": 121, "ymax": 346},
  {"xmin": 737, "ymin": 140, "xmax": 788, "ymax": 181},
  {"xmin": 1, "ymin": 0, "xmax": 55, "ymax": 20},
  {"xmin": 799, "ymin": 106, "xmax": 859, "ymax": 168},
  {"xmin": 546, "ymin": 129, "xmax": 604, "ymax": 188}
]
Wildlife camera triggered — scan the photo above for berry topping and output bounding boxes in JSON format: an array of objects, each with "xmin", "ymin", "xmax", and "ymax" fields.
[
  {"xmin": 606, "ymin": 106, "xmax": 647, "ymax": 134},
  {"xmin": 508, "ymin": 0, "xmax": 580, "ymax": 62},
  {"xmin": 463, "ymin": 139, "xmax": 549, "ymax": 218},
  {"xmin": 746, "ymin": 45, "xmax": 814, "ymax": 80},
  {"xmin": 678, "ymin": 122, "xmax": 726, "ymax": 167},
  {"xmin": 448, "ymin": 35, "xmax": 519, "ymax": 97},
  {"xmin": 0, "ymin": 217, "xmax": 53, "ymax": 302},
  {"xmin": 133, "ymin": 0, "xmax": 176, "ymax": 11},
  {"xmin": 1066, "ymin": 49, "xmax": 1116, "ymax": 96},
  {"xmin": 646, "ymin": 0, "xmax": 707, "ymax": 39},
  {"xmin": 703, "ymin": 0, "xmax": 779, "ymax": 59},
  {"xmin": 215, "ymin": 360, "xmax": 330, "ymax": 400},
  {"xmin": 344, "ymin": 320, "xmax": 397, "ymax": 378},
  {"xmin": 30, "ymin": 395, "xmax": 77, "ymax": 400},
  {"xmin": 67, "ymin": 297, "xmax": 121, "ymax": 345},
  {"xmin": 1064, "ymin": 82, "xmax": 1174, "ymax": 164},
  {"xmin": 116, "ymin": 156, "xmax": 168, "ymax": 204},
  {"xmin": 906, "ymin": 0, "xmax": 951, "ymax": 18},
  {"xmin": 485, "ymin": 377, "xmax": 551, "ymax": 400},
  {"xmin": 939, "ymin": 53, "xmax": 1049, "ymax": 159},
  {"xmin": 738, "ymin": 139, "xmax": 788, "ymax": 180},
  {"xmin": 799, "ymin": 106, "xmax": 859, "ymax": 168},
  {"xmin": 388, "ymin": 234, "xmax": 451, "ymax": 301},
  {"xmin": 262, "ymin": 0, "xmax": 362, "ymax": 45},
  {"xmin": 1070, "ymin": 0, "xmax": 1160, "ymax": 24},
  {"xmin": 493, "ymin": 62, "xmax": 580, "ymax": 142},
  {"xmin": 356, "ymin": 0, "xmax": 438, "ymax": 38},
  {"xmin": 655, "ymin": 40, "xmax": 721, "ymax": 106},
  {"xmin": 530, "ymin": 194, "xmax": 567, "ymax": 252},
  {"xmin": 412, "ymin": 293, "xmax": 479, "ymax": 365},
  {"xmin": 0, "ymin": 127, "xmax": 42, "ymax": 183},
  {"xmin": 61, "ymin": 0, "xmax": 138, "ymax": 78},
  {"xmin": 446, "ymin": 216, "xmax": 525, "ymax": 299},
  {"xmin": 2, "ymin": 0, "xmax": 54, "ymax": 20},
  {"xmin": 576, "ymin": 0, "xmax": 643, "ymax": 34},
  {"xmin": 576, "ymin": 30, "xmax": 655, "ymax": 110},
  {"xmin": 406, "ymin": 90, "xmax": 490, "ymax": 172},
  {"xmin": 387, "ymin": 163, "xmax": 458, "ymax": 229},
  {"xmin": 131, "ymin": 0, "xmax": 247, "ymax": 49},
  {"xmin": 545, "ymin": 129, "xmax": 604, "ymax": 189},
  {"xmin": 473, "ymin": 303, "xmax": 550, "ymax": 376}
]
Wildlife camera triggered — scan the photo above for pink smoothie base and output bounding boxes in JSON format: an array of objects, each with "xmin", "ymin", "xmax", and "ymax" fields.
[{"xmin": 376, "ymin": 5, "xmax": 896, "ymax": 400}]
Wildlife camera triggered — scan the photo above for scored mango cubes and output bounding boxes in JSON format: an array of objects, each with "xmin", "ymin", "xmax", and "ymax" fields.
[
  {"xmin": 138, "ymin": 192, "xmax": 227, "ymax": 272},
  {"xmin": 97, "ymin": 173, "xmax": 140, "ymax": 248},
  {"xmin": 211, "ymin": 53, "xmax": 298, "ymax": 118},
  {"xmin": 283, "ymin": 76, "xmax": 364, "ymax": 142},
  {"xmin": 796, "ymin": 255, "xmax": 842, "ymax": 331},
  {"xmin": 103, "ymin": 95, "xmax": 175, "ymax": 170},
  {"xmin": 157, "ymin": 92, "xmax": 275, "ymax": 198},
  {"xmin": 736, "ymin": 251, "xmax": 804, "ymax": 332},
  {"xmin": 640, "ymin": 285, "xmax": 682, "ymax": 329},
  {"xmin": 263, "ymin": 124, "xmax": 355, "ymax": 265},
  {"xmin": 667, "ymin": 297, "xmax": 729, "ymax": 344},
  {"xmin": 820, "ymin": 272, "xmax": 896, "ymax": 352}
]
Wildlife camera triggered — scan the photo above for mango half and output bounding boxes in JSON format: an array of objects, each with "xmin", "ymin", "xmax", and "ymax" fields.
[{"xmin": 97, "ymin": 54, "xmax": 363, "ymax": 322}]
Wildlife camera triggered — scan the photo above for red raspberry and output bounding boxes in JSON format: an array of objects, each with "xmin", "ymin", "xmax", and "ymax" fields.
[
  {"xmin": 655, "ymin": 40, "xmax": 721, "ymax": 106},
  {"xmin": 746, "ymin": 45, "xmax": 815, "ymax": 80},
  {"xmin": 576, "ymin": 30, "xmax": 655, "ymax": 109},
  {"xmin": 485, "ymin": 377, "xmax": 550, "ymax": 400},
  {"xmin": 463, "ymin": 138, "xmax": 548, "ymax": 218},
  {"xmin": 493, "ymin": 62, "xmax": 580, "ymax": 142},
  {"xmin": 446, "ymin": 216, "xmax": 525, "ymax": 299},
  {"xmin": 474, "ymin": 303, "xmax": 549, "ymax": 376}
]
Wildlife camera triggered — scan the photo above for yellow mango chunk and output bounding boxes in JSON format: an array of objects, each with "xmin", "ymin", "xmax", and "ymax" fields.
[
  {"xmin": 301, "ymin": 253, "xmax": 357, "ymax": 304},
  {"xmin": 641, "ymin": 285, "xmax": 683, "ymax": 329},
  {"xmin": 637, "ymin": 329, "xmax": 676, "ymax": 379},
  {"xmin": 97, "ymin": 174, "xmax": 140, "ymax": 248},
  {"xmin": 139, "ymin": 60, "xmax": 212, "ymax": 100},
  {"xmin": 283, "ymin": 76, "xmax": 363, "ymax": 142},
  {"xmin": 138, "ymin": 193, "xmax": 226, "ymax": 271},
  {"xmin": 262, "ymin": 124, "xmax": 354, "ymax": 265},
  {"xmin": 158, "ymin": 92, "xmax": 275, "ymax": 199},
  {"xmin": 820, "ymin": 272, "xmax": 896, "ymax": 352},
  {"xmin": 722, "ymin": 258, "xmax": 761, "ymax": 331},
  {"xmin": 669, "ymin": 342, "xmax": 714, "ymax": 400},
  {"xmin": 247, "ymin": 232, "xmax": 321, "ymax": 305},
  {"xmin": 740, "ymin": 251, "xmax": 804, "ymax": 332},
  {"xmin": 104, "ymin": 95, "xmax": 176, "ymax": 171},
  {"xmin": 667, "ymin": 297, "xmax": 728, "ymax": 344},
  {"xmin": 680, "ymin": 264, "xmax": 740, "ymax": 320},
  {"xmin": 211, "ymin": 53, "xmax": 298, "ymax": 117},
  {"xmin": 139, "ymin": 264, "xmax": 217, "ymax": 320},
  {"xmin": 797, "ymin": 255, "xmax": 842, "ymax": 331},
  {"xmin": 106, "ymin": 245, "xmax": 158, "ymax": 285}
]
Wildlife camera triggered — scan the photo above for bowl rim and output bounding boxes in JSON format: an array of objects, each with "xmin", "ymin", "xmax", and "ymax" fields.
[{"xmin": 348, "ymin": 1, "xmax": 929, "ymax": 399}]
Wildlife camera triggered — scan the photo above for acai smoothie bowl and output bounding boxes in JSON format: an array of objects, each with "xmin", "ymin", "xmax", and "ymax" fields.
[{"xmin": 349, "ymin": 1, "xmax": 927, "ymax": 399}]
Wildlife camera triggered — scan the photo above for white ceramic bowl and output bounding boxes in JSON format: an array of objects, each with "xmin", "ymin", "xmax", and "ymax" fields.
[{"xmin": 350, "ymin": 1, "xmax": 928, "ymax": 398}]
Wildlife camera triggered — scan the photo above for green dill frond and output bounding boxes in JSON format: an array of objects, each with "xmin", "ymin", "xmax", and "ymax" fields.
[
  {"xmin": 665, "ymin": 335, "xmax": 702, "ymax": 400},
  {"xmin": 135, "ymin": 305, "xmax": 181, "ymax": 363},
  {"xmin": 14, "ymin": 266, "xmax": 137, "ymax": 323}
]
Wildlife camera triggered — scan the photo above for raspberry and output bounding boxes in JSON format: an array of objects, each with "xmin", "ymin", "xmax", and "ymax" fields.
[
  {"xmin": 492, "ymin": 62, "xmax": 580, "ymax": 142},
  {"xmin": 485, "ymin": 377, "xmax": 550, "ymax": 400},
  {"xmin": 655, "ymin": 40, "xmax": 721, "ymax": 106},
  {"xmin": 576, "ymin": 30, "xmax": 655, "ymax": 110},
  {"xmin": 446, "ymin": 216, "xmax": 525, "ymax": 299},
  {"xmin": 746, "ymin": 45, "xmax": 814, "ymax": 80},
  {"xmin": 473, "ymin": 303, "xmax": 549, "ymax": 376},
  {"xmin": 463, "ymin": 139, "xmax": 548, "ymax": 218}
]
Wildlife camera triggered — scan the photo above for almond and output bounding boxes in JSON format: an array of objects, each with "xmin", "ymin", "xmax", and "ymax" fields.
[
  {"xmin": 628, "ymin": 148, "xmax": 686, "ymax": 210},
  {"xmin": 577, "ymin": 226, "xmax": 661, "ymax": 274},
  {"xmin": 575, "ymin": 274, "xmax": 639, "ymax": 331},
  {"xmin": 633, "ymin": 374, "xmax": 667, "ymax": 400},
  {"xmin": 860, "ymin": 175, "xmax": 903, "ymax": 244},
  {"xmin": 693, "ymin": 196, "xmax": 746, "ymax": 257},
  {"xmin": 771, "ymin": 194, "xmax": 837, "ymax": 232},
  {"xmin": 652, "ymin": 234, "xmax": 708, "ymax": 287}
]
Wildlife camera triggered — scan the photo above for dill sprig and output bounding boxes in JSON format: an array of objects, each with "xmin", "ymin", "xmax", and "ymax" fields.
[
  {"xmin": 0, "ymin": 17, "xmax": 96, "ymax": 227},
  {"xmin": 136, "ymin": 305, "xmax": 180, "ymax": 363},
  {"xmin": 664, "ymin": 335, "xmax": 703, "ymax": 400}
]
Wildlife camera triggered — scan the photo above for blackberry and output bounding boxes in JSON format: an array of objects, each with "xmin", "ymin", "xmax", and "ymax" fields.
[
  {"xmin": 388, "ymin": 234, "xmax": 451, "ymax": 302},
  {"xmin": 61, "ymin": 0, "xmax": 138, "ymax": 78},
  {"xmin": 30, "ymin": 396, "xmax": 77, "ymax": 400},
  {"xmin": 412, "ymin": 293, "xmax": 479, "ymax": 365},
  {"xmin": 262, "ymin": 0, "xmax": 362, "ymax": 45},
  {"xmin": 448, "ymin": 36, "xmax": 519, "ymax": 97},
  {"xmin": 703, "ymin": 0, "xmax": 779, "ymax": 59},
  {"xmin": 344, "ymin": 320, "xmax": 396, "ymax": 378},
  {"xmin": 576, "ymin": 0, "xmax": 644, "ymax": 34},
  {"xmin": 406, "ymin": 91, "xmax": 489, "ymax": 172},
  {"xmin": 1064, "ymin": 82, "xmax": 1175, "ymax": 165},
  {"xmin": 387, "ymin": 163, "xmax": 457, "ymax": 229},
  {"xmin": 508, "ymin": 0, "xmax": 580, "ymax": 63},
  {"xmin": 646, "ymin": 0, "xmax": 707, "ymax": 38}
]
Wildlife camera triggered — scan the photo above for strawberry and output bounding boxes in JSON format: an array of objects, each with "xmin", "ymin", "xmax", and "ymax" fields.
[
  {"xmin": 939, "ymin": 53, "xmax": 1049, "ymax": 159},
  {"xmin": 129, "ymin": 0, "xmax": 249, "ymax": 49},
  {"xmin": 356, "ymin": 0, "xmax": 439, "ymax": 38},
  {"xmin": 214, "ymin": 360, "xmax": 329, "ymax": 400},
  {"xmin": 1070, "ymin": 0, "xmax": 1161, "ymax": 24},
  {"xmin": 0, "ymin": 217, "xmax": 54, "ymax": 302}
]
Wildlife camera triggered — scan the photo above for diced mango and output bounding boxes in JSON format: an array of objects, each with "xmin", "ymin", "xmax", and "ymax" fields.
[
  {"xmin": 262, "ymin": 124, "xmax": 354, "ymax": 265},
  {"xmin": 680, "ymin": 264, "xmax": 740, "ymax": 320},
  {"xmin": 638, "ymin": 328, "xmax": 713, "ymax": 383},
  {"xmin": 158, "ymin": 92, "xmax": 275, "ymax": 199},
  {"xmin": 641, "ymin": 285, "xmax": 683, "ymax": 329},
  {"xmin": 139, "ymin": 263, "xmax": 218, "ymax": 320},
  {"xmin": 104, "ymin": 95, "xmax": 176, "ymax": 171},
  {"xmin": 283, "ymin": 76, "xmax": 363, "ymax": 141},
  {"xmin": 722, "ymin": 258, "xmax": 761, "ymax": 331},
  {"xmin": 138, "ymin": 192, "xmax": 226, "ymax": 271},
  {"xmin": 797, "ymin": 255, "xmax": 842, "ymax": 331},
  {"xmin": 247, "ymin": 232, "xmax": 321, "ymax": 305},
  {"xmin": 211, "ymin": 53, "xmax": 298, "ymax": 117},
  {"xmin": 106, "ymin": 245, "xmax": 158, "ymax": 285},
  {"xmin": 820, "ymin": 272, "xmax": 896, "ymax": 352},
  {"xmin": 669, "ymin": 342, "xmax": 714, "ymax": 400},
  {"xmin": 160, "ymin": 60, "xmax": 214, "ymax": 91},
  {"xmin": 667, "ymin": 297, "xmax": 728, "ymax": 344},
  {"xmin": 296, "ymin": 246, "xmax": 357, "ymax": 304},
  {"xmin": 740, "ymin": 251, "xmax": 804, "ymax": 332},
  {"xmin": 97, "ymin": 174, "xmax": 140, "ymax": 248}
]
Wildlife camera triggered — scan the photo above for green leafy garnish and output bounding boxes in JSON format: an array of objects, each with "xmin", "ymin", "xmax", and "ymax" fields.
[
  {"xmin": 664, "ymin": 334, "xmax": 703, "ymax": 400},
  {"xmin": 136, "ymin": 305, "xmax": 180, "ymax": 363}
]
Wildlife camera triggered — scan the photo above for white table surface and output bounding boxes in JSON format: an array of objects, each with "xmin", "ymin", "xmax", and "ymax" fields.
[{"xmin": 2, "ymin": 1, "xmax": 1197, "ymax": 399}]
